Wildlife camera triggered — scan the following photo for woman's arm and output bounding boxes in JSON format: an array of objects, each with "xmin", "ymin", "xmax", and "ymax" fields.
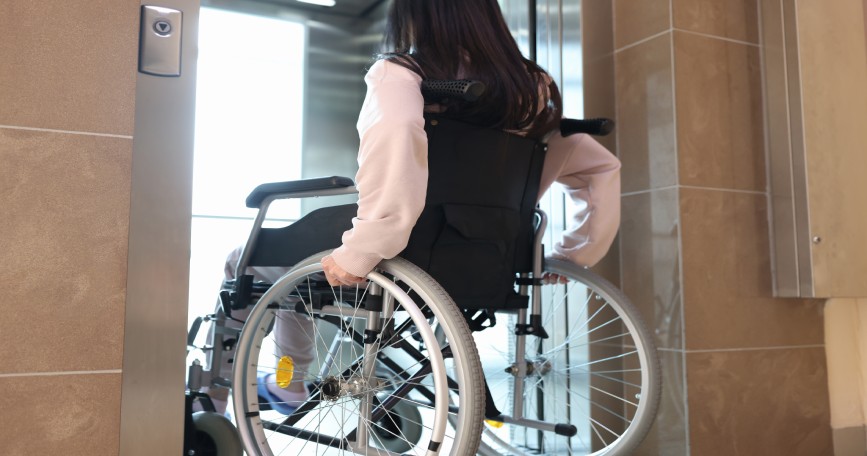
[
  {"xmin": 539, "ymin": 132, "xmax": 621, "ymax": 267},
  {"xmin": 326, "ymin": 60, "xmax": 428, "ymax": 283}
]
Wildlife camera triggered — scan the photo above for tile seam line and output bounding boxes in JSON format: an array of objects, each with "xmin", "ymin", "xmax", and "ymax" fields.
[
  {"xmin": 614, "ymin": 29, "xmax": 671, "ymax": 54},
  {"xmin": 614, "ymin": 28, "xmax": 759, "ymax": 54},
  {"xmin": 668, "ymin": 1, "xmax": 690, "ymax": 451},
  {"xmin": 0, "ymin": 369, "xmax": 123, "ymax": 378},
  {"xmin": 622, "ymin": 185, "xmax": 766, "ymax": 197},
  {"xmin": 0, "ymin": 124, "xmax": 133, "ymax": 139},
  {"xmin": 622, "ymin": 186, "xmax": 679, "ymax": 197},
  {"xmin": 679, "ymin": 185, "xmax": 766, "ymax": 195},
  {"xmin": 658, "ymin": 344, "xmax": 825, "ymax": 353},
  {"xmin": 674, "ymin": 28, "xmax": 761, "ymax": 47}
]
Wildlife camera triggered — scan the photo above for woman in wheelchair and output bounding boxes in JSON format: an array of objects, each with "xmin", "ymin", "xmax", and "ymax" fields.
[
  {"xmin": 189, "ymin": 1, "xmax": 659, "ymax": 455},
  {"xmin": 318, "ymin": 8, "xmax": 620, "ymax": 289}
]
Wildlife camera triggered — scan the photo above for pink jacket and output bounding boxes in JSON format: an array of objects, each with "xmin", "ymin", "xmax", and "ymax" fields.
[{"xmin": 330, "ymin": 60, "xmax": 621, "ymax": 277}]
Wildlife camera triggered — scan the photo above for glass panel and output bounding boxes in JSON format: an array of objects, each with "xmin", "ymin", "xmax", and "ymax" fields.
[
  {"xmin": 189, "ymin": 7, "xmax": 307, "ymax": 327},
  {"xmin": 192, "ymin": 7, "xmax": 305, "ymax": 221},
  {"xmin": 188, "ymin": 3, "xmax": 381, "ymax": 330}
]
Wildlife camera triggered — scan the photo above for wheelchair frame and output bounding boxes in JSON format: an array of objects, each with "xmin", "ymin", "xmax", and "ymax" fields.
[
  {"xmin": 186, "ymin": 177, "xmax": 661, "ymax": 456},
  {"xmin": 185, "ymin": 83, "xmax": 658, "ymax": 454}
]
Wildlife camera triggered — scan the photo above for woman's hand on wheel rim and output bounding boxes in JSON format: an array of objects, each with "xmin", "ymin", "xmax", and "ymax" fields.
[
  {"xmin": 321, "ymin": 254, "xmax": 366, "ymax": 287},
  {"xmin": 541, "ymin": 272, "xmax": 569, "ymax": 284}
]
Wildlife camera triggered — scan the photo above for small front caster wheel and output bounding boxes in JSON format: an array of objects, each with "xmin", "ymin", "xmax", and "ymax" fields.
[{"xmin": 189, "ymin": 412, "xmax": 242, "ymax": 456}]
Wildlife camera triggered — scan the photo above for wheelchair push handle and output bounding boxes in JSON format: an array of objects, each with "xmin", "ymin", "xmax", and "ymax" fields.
[
  {"xmin": 560, "ymin": 117, "xmax": 614, "ymax": 137},
  {"xmin": 422, "ymin": 79, "xmax": 614, "ymax": 137},
  {"xmin": 421, "ymin": 79, "xmax": 486, "ymax": 103}
]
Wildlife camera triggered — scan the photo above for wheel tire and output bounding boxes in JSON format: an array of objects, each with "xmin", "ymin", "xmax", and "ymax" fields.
[
  {"xmin": 190, "ymin": 412, "xmax": 243, "ymax": 456},
  {"xmin": 232, "ymin": 251, "xmax": 485, "ymax": 455},
  {"xmin": 474, "ymin": 258, "xmax": 661, "ymax": 456}
]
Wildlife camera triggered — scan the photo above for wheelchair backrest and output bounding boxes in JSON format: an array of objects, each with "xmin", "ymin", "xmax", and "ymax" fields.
[
  {"xmin": 401, "ymin": 114, "xmax": 546, "ymax": 311},
  {"xmin": 242, "ymin": 113, "xmax": 546, "ymax": 313}
]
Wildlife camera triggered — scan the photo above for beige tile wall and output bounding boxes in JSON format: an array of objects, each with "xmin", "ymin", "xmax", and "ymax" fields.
[
  {"xmin": 615, "ymin": 34, "xmax": 676, "ymax": 193},
  {"xmin": 679, "ymin": 189, "xmax": 824, "ymax": 350},
  {"xmin": 0, "ymin": 0, "xmax": 139, "ymax": 134},
  {"xmin": 611, "ymin": 0, "xmax": 832, "ymax": 453},
  {"xmin": 686, "ymin": 348, "xmax": 832, "ymax": 455},
  {"xmin": 614, "ymin": 0, "xmax": 670, "ymax": 49},
  {"xmin": 795, "ymin": 0, "xmax": 867, "ymax": 297},
  {"xmin": 583, "ymin": 0, "xmax": 621, "ymax": 285},
  {"xmin": 0, "ymin": 131, "xmax": 131, "ymax": 374},
  {"xmin": 0, "ymin": 0, "xmax": 139, "ymax": 454},
  {"xmin": 673, "ymin": 32, "xmax": 764, "ymax": 191},
  {"xmin": 672, "ymin": 0, "xmax": 759, "ymax": 43},
  {"xmin": 0, "ymin": 374, "xmax": 123, "ymax": 456}
]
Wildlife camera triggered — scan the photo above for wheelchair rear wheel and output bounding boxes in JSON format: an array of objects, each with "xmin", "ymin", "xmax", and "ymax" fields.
[
  {"xmin": 474, "ymin": 258, "xmax": 661, "ymax": 456},
  {"xmin": 232, "ymin": 254, "xmax": 485, "ymax": 455}
]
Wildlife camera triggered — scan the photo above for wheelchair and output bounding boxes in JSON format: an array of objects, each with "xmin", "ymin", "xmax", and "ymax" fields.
[{"xmin": 185, "ymin": 81, "xmax": 661, "ymax": 456}]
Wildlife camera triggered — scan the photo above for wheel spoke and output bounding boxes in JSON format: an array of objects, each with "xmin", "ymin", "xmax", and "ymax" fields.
[
  {"xmin": 470, "ymin": 262, "xmax": 659, "ymax": 456},
  {"xmin": 232, "ymin": 258, "xmax": 484, "ymax": 455}
]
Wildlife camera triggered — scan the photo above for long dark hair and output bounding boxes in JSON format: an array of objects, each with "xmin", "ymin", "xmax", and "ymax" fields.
[{"xmin": 381, "ymin": 0, "xmax": 562, "ymax": 139}]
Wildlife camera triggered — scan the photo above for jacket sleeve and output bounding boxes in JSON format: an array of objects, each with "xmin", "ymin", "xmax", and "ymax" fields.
[
  {"xmin": 330, "ymin": 60, "xmax": 428, "ymax": 277},
  {"xmin": 539, "ymin": 132, "xmax": 621, "ymax": 267}
]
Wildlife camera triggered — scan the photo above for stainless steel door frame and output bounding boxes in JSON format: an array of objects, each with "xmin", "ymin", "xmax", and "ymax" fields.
[{"xmin": 120, "ymin": 1, "xmax": 199, "ymax": 454}]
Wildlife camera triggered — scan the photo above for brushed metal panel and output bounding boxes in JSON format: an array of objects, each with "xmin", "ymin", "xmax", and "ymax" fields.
[
  {"xmin": 782, "ymin": 0, "xmax": 814, "ymax": 297},
  {"xmin": 501, "ymin": 0, "xmax": 532, "ymax": 56},
  {"xmin": 762, "ymin": 0, "xmax": 807, "ymax": 296},
  {"xmin": 204, "ymin": 0, "xmax": 383, "ymax": 18},
  {"xmin": 301, "ymin": 14, "xmax": 379, "ymax": 214},
  {"xmin": 120, "ymin": 1, "xmax": 199, "ymax": 454},
  {"xmin": 563, "ymin": 0, "xmax": 583, "ymax": 118},
  {"xmin": 762, "ymin": 0, "xmax": 814, "ymax": 297}
]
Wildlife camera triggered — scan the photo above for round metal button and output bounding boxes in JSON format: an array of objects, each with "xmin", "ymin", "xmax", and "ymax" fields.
[{"xmin": 153, "ymin": 20, "xmax": 172, "ymax": 36}]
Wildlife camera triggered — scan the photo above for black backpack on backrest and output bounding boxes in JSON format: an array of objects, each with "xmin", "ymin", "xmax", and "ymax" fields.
[
  {"xmin": 400, "ymin": 114, "xmax": 547, "ymax": 311},
  {"xmin": 244, "ymin": 113, "xmax": 546, "ymax": 313}
]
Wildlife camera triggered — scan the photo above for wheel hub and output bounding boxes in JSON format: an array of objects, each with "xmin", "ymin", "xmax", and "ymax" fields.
[
  {"xmin": 504, "ymin": 357, "xmax": 552, "ymax": 377},
  {"xmin": 319, "ymin": 375, "xmax": 385, "ymax": 401}
]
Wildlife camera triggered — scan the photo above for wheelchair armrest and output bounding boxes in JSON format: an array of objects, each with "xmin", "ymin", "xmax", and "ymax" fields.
[{"xmin": 245, "ymin": 176, "xmax": 355, "ymax": 208}]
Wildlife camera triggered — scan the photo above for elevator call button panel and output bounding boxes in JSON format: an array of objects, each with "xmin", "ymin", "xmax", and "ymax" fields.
[{"xmin": 139, "ymin": 6, "xmax": 183, "ymax": 77}]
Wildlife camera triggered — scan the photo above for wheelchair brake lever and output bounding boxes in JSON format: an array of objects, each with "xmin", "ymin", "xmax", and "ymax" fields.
[
  {"xmin": 187, "ymin": 316, "xmax": 203, "ymax": 346},
  {"xmin": 219, "ymin": 290, "xmax": 234, "ymax": 319}
]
